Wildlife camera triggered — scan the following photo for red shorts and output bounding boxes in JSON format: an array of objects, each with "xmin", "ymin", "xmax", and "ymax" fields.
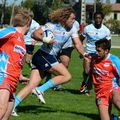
[
  {"xmin": 0, "ymin": 78, "xmax": 18, "ymax": 102},
  {"xmin": 96, "ymin": 87, "xmax": 120, "ymax": 106}
]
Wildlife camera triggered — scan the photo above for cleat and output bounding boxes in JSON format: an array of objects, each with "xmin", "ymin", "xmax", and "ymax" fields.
[
  {"xmin": 111, "ymin": 114, "xmax": 118, "ymax": 120},
  {"xmin": 11, "ymin": 109, "xmax": 19, "ymax": 117},
  {"xmin": 80, "ymin": 84, "xmax": 86, "ymax": 93},
  {"xmin": 32, "ymin": 88, "xmax": 46, "ymax": 104},
  {"xmin": 84, "ymin": 89, "xmax": 91, "ymax": 96},
  {"xmin": 53, "ymin": 84, "xmax": 62, "ymax": 91}
]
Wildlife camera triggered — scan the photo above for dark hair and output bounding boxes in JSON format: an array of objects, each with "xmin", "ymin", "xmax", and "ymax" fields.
[
  {"xmin": 95, "ymin": 39, "xmax": 111, "ymax": 51},
  {"xmin": 93, "ymin": 11, "xmax": 104, "ymax": 19}
]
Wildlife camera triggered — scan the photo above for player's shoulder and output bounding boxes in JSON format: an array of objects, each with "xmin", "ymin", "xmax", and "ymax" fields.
[
  {"xmin": 101, "ymin": 24, "xmax": 110, "ymax": 31},
  {"xmin": 31, "ymin": 19, "xmax": 40, "ymax": 28},
  {"xmin": 0, "ymin": 27, "xmax": 16, "ymax": 34},
  {"xmin": 73, "ymin": 20, "xmax": 80, "ymax": 29},
  {"xmin": 84, "ymin": 24, "xmax": 94, "ymax": 30}
]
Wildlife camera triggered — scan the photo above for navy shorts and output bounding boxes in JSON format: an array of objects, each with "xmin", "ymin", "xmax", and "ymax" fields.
[
  {"xmin": 26, "ymin": 45, "xmax": 35, "ymax": 55},
  {"xmin": 32, "ymin": 49, "xmax": 59, "ymax": 71},
  {"xmin": 58, "ymin": 47, "xmax": 74, "ymax": 58}
]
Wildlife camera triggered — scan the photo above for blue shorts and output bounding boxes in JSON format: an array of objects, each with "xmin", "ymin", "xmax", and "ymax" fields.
[
  {"xmin": 32, "ymin": 49, "xmax": 59, "ymax": 71},
  {"xmin": 26, "ymin": 45, "xmax": 34, "ymax": 55}
]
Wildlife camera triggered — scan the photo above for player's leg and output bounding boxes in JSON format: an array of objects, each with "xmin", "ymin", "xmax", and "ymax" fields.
[
  {"xmin": 2, "ymin": 101, "xmax": 14, "ymax": 120},
  {"xmin": 0, "ymin": 89, "xmax": 10, "ymax": 119},
  {"xmin": 111, "ymin": 89, "xmax": 120, "ymax": 110},
  {"xmin": 36, "ymin": 63, "xmax": 71, "ymax": 92},
  {"xmin": 80, "ymin": 58, "xmax": 91, "ymax": 94},
  {"xmin": 25, "ymin": 45, "xmax": 34, "ymax": 66},
  {"xmin": 59, "ymin": 55, "xmax": 70, "ymax": 68},
  {"xmin": 19, "ymin": 73, "xmax": 30, "ymax": 85},
  {"xmin": 98, "ymin": 104, "xmax": 110, "ymax": 120},
  {"xmin": 59, "ymin": 47, "xmax": 73, "ymax": 68},
  {"xmin": 33, "ymin": 63, "xmax": 71, "ymax": 104},
  {"xmin": 13, "ymin": 69, "xmax": 43, "ymax": 110},
  {"xmin": 53, "ymin": 47, "xmax": 73, "ymax": 90}
]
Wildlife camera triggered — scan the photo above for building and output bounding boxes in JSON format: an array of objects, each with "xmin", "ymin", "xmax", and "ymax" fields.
[{"xmin": 105, "ymin": 4, "xmax": 120, "ymax": 21}]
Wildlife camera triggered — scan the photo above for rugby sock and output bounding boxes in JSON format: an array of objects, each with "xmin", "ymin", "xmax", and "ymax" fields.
[
  {"xmin": 13, "ymin": 95, "xmax": 22, "ymax": 109},
  {"xmin": 37, "ymin": 79, "xmax": 55, "ymax": 92}
]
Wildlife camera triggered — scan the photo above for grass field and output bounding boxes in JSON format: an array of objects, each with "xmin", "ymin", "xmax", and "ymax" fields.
[{"xmin": 10, "ymin": 48, "xmax": 120, "ymax": 120}]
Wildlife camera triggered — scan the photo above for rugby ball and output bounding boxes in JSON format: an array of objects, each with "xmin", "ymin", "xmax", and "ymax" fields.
[{"xmin": 44, "ymin": 29, "xmax": 54, "ymax": 39}]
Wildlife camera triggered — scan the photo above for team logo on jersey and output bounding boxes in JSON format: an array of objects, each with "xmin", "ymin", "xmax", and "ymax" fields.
[
  {"xmin": 6, "ymin": 83, "xmax": 10, "ymax": 89},
  {"xmin": 45, "ymin": 63, "xmax": 49, "ymax": 67},
  {"xmin": 104, "ymin": 63, "xmax": 110, "ymax": 67},
  {"xmin": 17, "ymin": 37, "xmax": 21, "ymax": 41},
  {"xmin": 14, "ymin": 45, "xmax": 26, "ymax": 56},
  {"xmin": 93, "ymin": 67, "xmax": 109, "ymax": 76}
]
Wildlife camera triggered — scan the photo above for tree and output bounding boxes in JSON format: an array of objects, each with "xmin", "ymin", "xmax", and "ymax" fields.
[
  {"xmin": 0, "ymin": 0, "xmax": 7, "ymax": 25},
  {"xmin": 116, "ymin": 0, "xmax": 120, "ymax": 3},
  {"xmin": 102, "ymin": 4, "xmax": 112, "ymax": 16},
  {"xmin": 96, "ymin": 0, "xmax": 102, "ymax": 12},
  {"xmin": 51, "ymin": 0, "xmax": 63, "ymax": 11},
  {"xmin": 21, "ymin": 0, "xmax": 34, "ymax": 9},
  {"xmin": 106, "ymin": 19, "xmax": 120, "ymax": 34}
]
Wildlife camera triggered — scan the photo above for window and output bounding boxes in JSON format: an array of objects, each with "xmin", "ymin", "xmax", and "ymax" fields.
[{"xmin": 114, "ymin": 13, "xmax": 117, "ymax": 20}]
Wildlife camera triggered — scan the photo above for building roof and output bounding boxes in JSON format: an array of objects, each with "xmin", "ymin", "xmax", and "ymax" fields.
[{"xmin": 112, "ymin": 4, "xmax": 120, "ymax": 11}]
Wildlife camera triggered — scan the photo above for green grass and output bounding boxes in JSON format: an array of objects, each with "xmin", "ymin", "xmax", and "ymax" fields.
[{"xmin": 10, "ymin": 48, "xmax": 120, "ymax": 120}]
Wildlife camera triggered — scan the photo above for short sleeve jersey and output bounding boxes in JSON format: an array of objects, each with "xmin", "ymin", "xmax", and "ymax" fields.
[
  {"xmin": 91, "ymin": 54, "xmax": 120, "ymax": 97},
  {"xmin": 82, "ymin": 24, "xmax": 111, "ymax": 53},
  {"xmin": 0, "ymin": 27, "xmax": 26, "ymax": 92},
  {"xmin": 40, "ymin": 22, "xmax": 79, "ymax": 56},
  {"xmin": 24, "ymin": 19, "xmax": 40, "ymax": 45}
]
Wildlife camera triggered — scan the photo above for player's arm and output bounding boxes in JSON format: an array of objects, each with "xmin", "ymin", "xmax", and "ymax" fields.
[
  {"xmin": 73, "ymin": 37, "xmax": 85, "ymax": 57},
  {"xmin": 32, "ymin": 22, "xmax": 56, "ymax": 44}
]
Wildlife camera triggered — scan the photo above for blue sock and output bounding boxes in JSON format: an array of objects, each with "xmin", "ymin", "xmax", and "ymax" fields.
[
  {"xmin": 13, "ymin": 95, "xmax": 22, "ymax": 109},
  {"xmin": 37, "ymin": 79, "xmax": 55, "ymax": 92}
]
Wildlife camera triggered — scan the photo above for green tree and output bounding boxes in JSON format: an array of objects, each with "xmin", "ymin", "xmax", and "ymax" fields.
[
  {"xmin": 116, "ymin": 0, "xmax": 120, "ymax": 3},
  {"xmin": 102, "ymin": 4, "xmax": 112, "ymax": 16},
  {"xmin": 106, "ymin": 19, "xmax": 120, "ymax": 34},
  {"xmin": 96, "ymin": 0, "xmax": 102, "ymax": 12},
  {"xmin": 0, "ymin": 0, "xmax": 7, "ymax": 25},
  {"xmin": 51, "ymin": 0, "xmax": 63, "ymax": 11},
  {"xmin": 21, "ymin": 0, "xmax": 34, "ymax": 9}
]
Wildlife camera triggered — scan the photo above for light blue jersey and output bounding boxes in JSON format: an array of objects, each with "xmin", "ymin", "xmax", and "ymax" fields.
[
  {"xmin": 24, "ymin": 19, "xmax": 40, "ymax": 45},
  {"xmin": 62, "ymin": 20, "xmax": 80, "ymax": 49},
  {"xmin": 83, "ymin": 24, "xmax": 111, "ymax": 53},
  {"xmin": 40, "ymin": 22, "xmax": 79, "ymax": 56}
]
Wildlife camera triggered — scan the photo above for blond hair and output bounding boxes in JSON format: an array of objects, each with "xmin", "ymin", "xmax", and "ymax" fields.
[
  {"xmin": 48, "ymin": 7, "xmax": 75, "ymax": 27},
  {"xmin": 13, "ymin": 8, "xmax": 33, "ymax": 27}
]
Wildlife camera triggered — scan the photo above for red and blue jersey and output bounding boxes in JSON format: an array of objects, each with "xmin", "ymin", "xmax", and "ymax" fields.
[
  {"xmin": 91, "ymin": 53, "xmax": 120, "ymax": 98},
  {"xmin": 0, "ymin": 27, "xmax": 26, "ymax": 92}
]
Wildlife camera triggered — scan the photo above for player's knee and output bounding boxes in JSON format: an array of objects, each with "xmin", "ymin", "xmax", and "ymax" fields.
[
  {"xmin": 63, "ymin": 62, "xmax": 69, "ymax": 68},
  {"xmin": 64, "ymin": 72, "xmax": 72, "ymax": 82}
]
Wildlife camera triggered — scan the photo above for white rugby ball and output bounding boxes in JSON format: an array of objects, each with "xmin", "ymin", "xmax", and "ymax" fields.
[{"xmin": 44, "ymin": 29, "xmax": 54, "ymax": 39}]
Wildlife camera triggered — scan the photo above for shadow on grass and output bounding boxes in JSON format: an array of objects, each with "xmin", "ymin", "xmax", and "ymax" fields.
[
  {"xmin": 54, "ymin": 88, "xmax": 85, "ymax": 95},
  {"xmin": 18, "ymin": 105, "xmax": 99, "ymax": 120}
]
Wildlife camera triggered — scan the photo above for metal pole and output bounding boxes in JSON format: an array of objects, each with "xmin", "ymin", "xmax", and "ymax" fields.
[{"xmin": 10, "ymin": 0, "xmax": 16, "ymax": 26}]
